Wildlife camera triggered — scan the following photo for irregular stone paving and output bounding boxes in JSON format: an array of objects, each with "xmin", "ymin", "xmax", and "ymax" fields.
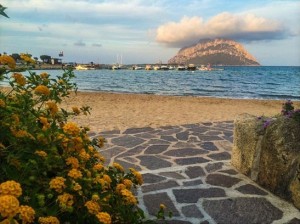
[{"xmin": 91, "ymin": 121, "xmax": 300, "ymax": 224}]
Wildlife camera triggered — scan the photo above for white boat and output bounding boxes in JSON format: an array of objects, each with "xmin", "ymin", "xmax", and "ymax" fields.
[
  {"xmin": 160, "ymin": 65, "xmax": 169, "ymax": 70},
  {"xmin": 177, "ymin": 65, "xmax": 186, "ymax": 71},
  {"xmin": 145, "ymin": 65, "xmax": 152, "ymax": 70},
  {"xmin": 75, "ymin": 65, "xmax": 95, "ymax": 70},
  {"xmin": 132, "ymin": 65, "xmax": 143, "ymax": 70},
  {"xmin": 153, "ymin": 65, "xmax": 161, "ymax": 70},
  {"xmin": 199, "ymin": 65, "xmax": 210, "ymax": 71},
  {"xmin": 112, "ymin": 64, "xmax": 121, "ymax": 70},
  {"xmin": 187, "ymin": 64, "xmax": 196, "ymax": 71}
]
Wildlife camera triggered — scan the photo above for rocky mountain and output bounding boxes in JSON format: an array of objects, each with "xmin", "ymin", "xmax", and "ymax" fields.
[{"xmin": 168, "ymin": 38, "xmax": 260, "ymax": 66}]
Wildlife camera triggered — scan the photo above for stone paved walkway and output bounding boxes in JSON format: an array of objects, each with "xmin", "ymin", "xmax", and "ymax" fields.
[{"xmin": 92, "ymin": 121, "xmax": 300, "ymax": 224}]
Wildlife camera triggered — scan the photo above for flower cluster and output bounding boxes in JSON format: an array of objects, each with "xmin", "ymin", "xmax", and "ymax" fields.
[
  {"xmin": 281, "ymin": 100, "xmax": 300, "ymax": 122},
  {"xmin": 258, "ymin": 100, "xmax": 300, "ymax": 132},
  {"xmin": 0, "ymin": 180, "xmax": 35, "ymax": 223}
]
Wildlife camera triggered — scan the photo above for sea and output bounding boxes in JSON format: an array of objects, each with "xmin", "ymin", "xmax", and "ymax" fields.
[{"xmin": 2, "ymin": 66, "xmax": 300, "ymax": 101}]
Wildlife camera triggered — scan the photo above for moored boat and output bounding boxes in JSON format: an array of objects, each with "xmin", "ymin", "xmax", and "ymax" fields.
[
  {"xmin": 153, "ymin": 65, "xmax": 161, "ymax": 70},
  {"xmin": 160, "ymin": 65, "xmax": 169, "ymax": 71},
  {"xmin": 132, "ymin": 65, "xmax": 143, "ymax": 70},
  {"xmin": 177, "ymin": 65, "xmax": 186, "ymax": 71},
  {"xmin": 187, "ymin": 64, "xmax": 196, "ymax": 71},
  {"xmin": 145, "ymin": 65, "xmax": 152, "ymax": 70}
]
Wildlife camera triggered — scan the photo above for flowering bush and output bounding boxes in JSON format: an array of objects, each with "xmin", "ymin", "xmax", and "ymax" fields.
[
  {"xmin": 281, "ymin": 100, "xmax": 300, "ymax": 123},
  {"xmin": 0, "ymin": 55, "xmax": 150, "ymax": 223},
  {"xmin": 257, "ymin": 100, "xmax": 300, "ymax": 132}
]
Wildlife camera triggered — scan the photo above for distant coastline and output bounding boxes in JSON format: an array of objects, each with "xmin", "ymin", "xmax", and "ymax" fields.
[{"xmin": 30, "ymin": 64, "xmax": 299, "ymax": 71}]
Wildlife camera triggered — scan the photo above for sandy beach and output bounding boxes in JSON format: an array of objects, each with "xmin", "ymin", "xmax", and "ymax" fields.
[{"xmin": 61, "ymin": 91, "xmax": 299, "ymax": 132}]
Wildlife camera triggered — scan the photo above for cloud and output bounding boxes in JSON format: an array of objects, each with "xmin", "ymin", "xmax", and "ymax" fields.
[
  {"xmin": 92, "ymin": 43, "xmax": 102, "ymax": 47},
  {"xmin": 74, "ymin": 40, "xmax": 86, "ymax": 46},
  {"xmin": 156, "ymin": 12, "xmax": 289, "ymax": 47}
]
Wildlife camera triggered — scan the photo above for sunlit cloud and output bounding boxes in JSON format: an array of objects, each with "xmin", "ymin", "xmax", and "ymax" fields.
[{"xmin": 156, "ymin": 12, "xmax": 289, "ymax": 47}]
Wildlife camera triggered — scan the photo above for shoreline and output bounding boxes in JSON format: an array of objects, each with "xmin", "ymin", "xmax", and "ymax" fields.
[{"xmin": 73, "ymin": 89, "xmax": 300, "ymax": 102}]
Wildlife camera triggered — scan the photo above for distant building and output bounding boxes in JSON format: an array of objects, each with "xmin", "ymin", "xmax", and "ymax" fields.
[{"xmin": 51, "ymin": 58, "xmax": 62, "ymax": 65}]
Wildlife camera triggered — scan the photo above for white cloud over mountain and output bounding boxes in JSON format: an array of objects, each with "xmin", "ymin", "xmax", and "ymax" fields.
[{"xmin": 156, "ymin": 12, "xmax": 289, "ymax": 47}]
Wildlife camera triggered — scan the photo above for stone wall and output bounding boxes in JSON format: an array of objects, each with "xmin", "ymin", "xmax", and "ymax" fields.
[{"xmin": 232, "ymin": 114, "xmax": 300, "ymax": 210}]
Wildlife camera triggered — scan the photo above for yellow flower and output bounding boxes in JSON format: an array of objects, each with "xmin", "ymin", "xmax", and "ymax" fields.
[
  {"xmin": 72, "ymin": 182, "xmax": 82, "ymax": 191},
  {"xmin": 58, "ymin": 79, "xmax": 64, "ymax": 84},
  {"xmin": 13, "ymin": 73, "xmax": 26, "ymax": 86},
  {"xmin": 63, "ymin": 122, "xmax": 80, "ymax": 136},
  {"xmin": 20, "ymin": 53, "xmax": 35, "ymax": 64},
  {"xmin": 35, "ymin": 150, "xmax": 47, "ymax": 158},
  {"xmin": 120, "ymin": 189, "xmax": 137, "ymax": 205},
  {"xmin": 93, "ymin": 152, "xmax": 105, "ymax": 162},
  {"xmin": 0, "ymin": 195, "xmax": 19, "ymax": 218},
  {"xmin": 0, "ymin": 218, "xmax": 12, "ymax": 224},
  {"xmin": 92, "ymin": 194, "xmax": 100, "ymax": 201},
  {"xmin": 0, "ymin": 180, "xmax": 22, "ymax": 197},
  {"xmin": 0, "ymin": 55, "xmax": 16, "ymax": 69},
  {"xmin": 85, "ymin": 200, "xmax": 101, "ymax": 215},
  {"xmin": 11, "ymin": 114, "xmax": 20, "ymax": 124},
  {"xmin": 19, "ymin": 205, "xmax": 35, "ymax": 223},
  {"xmin": 160, "ymin": 203, "xmax": 166, "ymax": 210},
  {"xmin": 93, "ymin": 163, "xmax": 104, "ymax": 172},
  {"xmin": 79, "ymin": 150, "xmax": 90, "ymax": 161},
  {"xmin": 46, "ymin": 101, "xmax": 58, "ymax": 116},
  {"xmin": 93, "ymin": 176, "xmax": 111, "ymax": 190},
  {"xmin": 0, "ymin": 99, "xmax": 5, "ymax": 107},
  {"xmin": 39, "ymin": 116, "xmax": 50, "ymax": 131},
  {"xmin": 11, "ymin": 129, "xmax": 34, "ymax": 139},
  {"xmin": 12, "ymin": 73, "xmax": 26, "ymax": 86},
  {"xmin": 57, "ymin": 193, "xmax": 73, "ymax": 207},
  {"xmin": 116, "ymin": 184, "xmax": 126, "ymax": 194},
  {"xmin": 87, "ymin": 145, "xmax": 95, "ymax": 153},
  {"xmin": 38, "ymin": 216, "xmax": 60, "ymax": 224},
  {"xmin": 96, "ymin": 212, "xmax": 111, "ymax": 224},
  {"xmin": 68, "ymin": 169, "xmax": 82, "ymax": 179},
  {"xmin": 97, "ymin": 136, "xmax": 106, "ymax": 148},
  {"xmin": 72, "ymin": 107, "xmax": 80, "ymax": 115},
  {"xmin": 130, "ymin": 168, "xmax": 143, "ymax": 185},
  {"xmin": 66, "ymin": 157, "xmax": 79, "ymax": 169},
  {"xmin": 123, "ymin": 179, "xmax": 133, "ymax": 189},
  {"xmin": 49, "ymin": 177, "xmax": 66, "ymax": 193},
  {"xmin": 34, "ymin": 85, "xmax": 50, "ymax": 95},
  {"xmin": 94, "ymin": 178, "xmax": 106, "ymax": 188},
  {"xmin": 103, "ymin": 175, "xmax": 112, "ymax": 184},
  {"xmin": 113, "ymin": 162, "xmax": 124, "ymax": 172},
  {"xmin": 72, "ymin": 137, "xmax": 83, "ymax": 151},
  {"xmin": 40, "ymin": 72, "xmax": 49, "ymax": 79}
]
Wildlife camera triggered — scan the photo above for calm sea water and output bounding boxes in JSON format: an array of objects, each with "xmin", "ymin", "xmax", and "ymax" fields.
[{"xmin": 3, "ymin": 66, "xmax": 300, "ymax": 100}]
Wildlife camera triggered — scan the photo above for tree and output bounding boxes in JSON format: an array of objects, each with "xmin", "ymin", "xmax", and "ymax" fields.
[
  {"xmin": 40, "ymin": 55, "xmax": 51, "ymax": 64},
  {"xmin": 11, "ymin": 53, "xmax": 21, "ymax": 62}
]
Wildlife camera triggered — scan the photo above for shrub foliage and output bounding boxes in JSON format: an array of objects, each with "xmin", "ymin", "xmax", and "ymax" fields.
[{"xmin": 0, "ymin": 55, "xmax": 152, "ymax": 224}]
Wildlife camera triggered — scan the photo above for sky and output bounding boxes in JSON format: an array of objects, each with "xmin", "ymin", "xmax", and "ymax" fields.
[{"xmin": 0, "ymin": 0, "xmax": 300, "ymax": 65}]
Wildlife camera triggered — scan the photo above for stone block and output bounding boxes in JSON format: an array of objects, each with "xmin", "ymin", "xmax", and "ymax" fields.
[
  {"xmin": 232, "ymin": 114, "xmax": 300, "ymax": 210},
  {"xmin": 231, "ymin": 113, "xmax": 263, "ymax": 177},
  {"xmin": 257, "ymin": 117, "xmax": 300, "ymax": 205}
]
